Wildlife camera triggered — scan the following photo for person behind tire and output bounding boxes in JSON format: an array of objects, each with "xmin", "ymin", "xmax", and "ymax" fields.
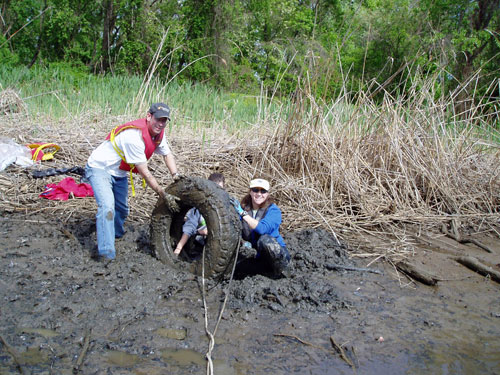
[
  {"xmin": 232, "ymin": 178, "xmax": 291, "ymax": 277},
  {"xmin": 174, "ymin": 173, "xmax": 225, "ymax": 256},
  {"xmin": 85, "ymin": 103, "xmax": 180, "ymax": 261}
]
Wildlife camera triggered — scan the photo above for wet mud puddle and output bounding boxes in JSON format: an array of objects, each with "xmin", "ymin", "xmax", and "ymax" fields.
[{"xmin": 0, "ymin": 217, "xmax": 499, "ymax": 374}]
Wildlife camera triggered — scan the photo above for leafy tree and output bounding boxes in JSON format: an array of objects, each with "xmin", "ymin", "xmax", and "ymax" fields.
[
  {"xmin": 2, "ymin": 0, "xmax": 45, "ymax": 65},
  {"xmin": 420, "ymin": 0, "xmax": 500, "ymax": 98},
  {"xmin": 1, "ymin": 0, "xmax": 497, "ymax": 104},
  {"xmin": 0, "ymin": 34, "xmax": 19, "ymax": 66}
]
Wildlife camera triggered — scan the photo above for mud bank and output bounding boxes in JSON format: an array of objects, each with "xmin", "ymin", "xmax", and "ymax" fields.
[{"xmin": 1, "ymin": 213, "xmax": 499, "ymax": 374}]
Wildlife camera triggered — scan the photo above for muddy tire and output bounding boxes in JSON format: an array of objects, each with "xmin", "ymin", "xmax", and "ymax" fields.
[{"xmin": 150, "ymin": 176, "xmax": 241, "ymax": 278}]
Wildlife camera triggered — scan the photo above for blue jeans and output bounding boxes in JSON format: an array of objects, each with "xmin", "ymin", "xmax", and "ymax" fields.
[{"xmin": 85, "ymin": 165, "xmax": 129, "ymax": 259}]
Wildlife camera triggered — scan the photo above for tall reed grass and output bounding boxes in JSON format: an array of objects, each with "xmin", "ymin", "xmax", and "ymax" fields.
[
  {"xmin": 0, "ymin": 65, "xmax": 272, "ymax": 130},
  {"xmin": 0, "ymin": 64, "xmax": 498, "ymax": 261},
  {"xmin": 235, "ymin": 71, "xmax": 500, "ymax": 258}
]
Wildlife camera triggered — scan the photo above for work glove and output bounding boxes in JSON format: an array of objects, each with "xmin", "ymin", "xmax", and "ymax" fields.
[
  {"xmin": 229, "ymin": 196, "xmax": 245, "ymax": 216},
  {"xmin": 172, "ymin": 172, "xmax": 183, "ymax": 181},
  {"xmin": 242, "ymin": 241, "xmax": 253, "ymax": 250},
  {"xmin": 161, "ymin": 191, "xmax": 181, "ymax": 212},
  {"xmin": 229, "ymin": 196, "xmax": 238, "ymax": 207}
]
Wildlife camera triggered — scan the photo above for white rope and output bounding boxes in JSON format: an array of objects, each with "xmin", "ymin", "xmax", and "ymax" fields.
[{"xmin": 202, "ymin": 239, "xmax": 241, "ymax": 375}]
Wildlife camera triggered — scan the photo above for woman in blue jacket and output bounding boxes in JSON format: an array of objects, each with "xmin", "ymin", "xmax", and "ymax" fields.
[{"xmin": 234, "ymin": 178, "xmax": 290, "ymax": 277}]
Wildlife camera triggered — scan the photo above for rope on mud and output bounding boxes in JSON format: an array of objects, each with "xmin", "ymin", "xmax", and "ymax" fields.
[{"xmin": 201, "ymin": 238, "xmax": 241, "ymax": 375}]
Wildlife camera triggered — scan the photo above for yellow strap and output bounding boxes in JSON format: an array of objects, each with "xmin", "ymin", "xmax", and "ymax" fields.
[
  {"xmin": 130, "ymin": 170, "xmax": 136, "ymax": 196},
  {"xmin": 33, "ymin": 147, "xmax": 44, "ymax": 161},
  {"xmin": 109, "ymin": 126, "xmax": 138, "ymax": 197},
  {"xmin": 28, "ymin": 143, "xmax": 61, "ymax": 161}
]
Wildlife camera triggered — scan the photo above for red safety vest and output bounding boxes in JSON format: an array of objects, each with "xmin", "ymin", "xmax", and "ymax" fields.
[{"xmin": 106, "ymin": 118, "xmax": 164, "ymax": 174}]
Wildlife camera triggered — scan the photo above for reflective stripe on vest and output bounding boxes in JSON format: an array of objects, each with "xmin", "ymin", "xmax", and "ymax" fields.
[{"xmin": 106, "ymin": 119, "xmax": 164, "ymax": 196}]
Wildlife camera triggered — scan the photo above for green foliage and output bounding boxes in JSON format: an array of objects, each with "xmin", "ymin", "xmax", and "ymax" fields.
[
  {"xmin": 115, "ymin": 41, "xmax": 148, "ymax": 75},
  {"xmin": 0, "ymin": 35, "xmax": 19, "ymax": 66},
  {"xmin": 5, "ymin": 0, "xmax": 43, "ymax": 64},
  {"xmin": 419, "ymin": 0, "xmax": 500, "ymax": 89},
  {"xmin": 0, "ymin": 0, "xmax": 498, "ymax": 107}
]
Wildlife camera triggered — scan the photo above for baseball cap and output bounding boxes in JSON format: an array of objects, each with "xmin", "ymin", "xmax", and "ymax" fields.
[
  {"xmin": 249, "ymin": 178, "xmax": 270, "ymax": 191},
  {"xmin": 149, "ymin": 102, "xmax": 171, "ymax": 120}
]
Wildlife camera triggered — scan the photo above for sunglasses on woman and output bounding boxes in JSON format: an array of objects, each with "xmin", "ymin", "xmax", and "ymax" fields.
[{"xmin": 250, "ymin": 188, "xmax": 268, "ymax": 194}]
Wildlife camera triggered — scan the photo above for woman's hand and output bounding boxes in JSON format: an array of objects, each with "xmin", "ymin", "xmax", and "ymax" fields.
[{"xmin": 230, "ymin": 196, "xmax": 246, "ymax": 216}]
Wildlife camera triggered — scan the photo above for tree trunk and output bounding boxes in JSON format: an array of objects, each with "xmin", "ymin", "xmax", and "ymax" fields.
[
  {"xmin": 27, "ymin": 0, "xmax": 47, "ymax": 68},
  {"xmin": 101, "ymin": 0, "xmax": 114, "ymax": 73}
]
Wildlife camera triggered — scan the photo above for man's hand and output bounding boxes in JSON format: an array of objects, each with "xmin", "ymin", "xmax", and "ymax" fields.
[
  {"xmin": 172, "ymin": 172, "xmax": 183, "ymax": 181},
  {"xmin": 160, "ymin": 191, "xmax": 181, "ymax": 211}
]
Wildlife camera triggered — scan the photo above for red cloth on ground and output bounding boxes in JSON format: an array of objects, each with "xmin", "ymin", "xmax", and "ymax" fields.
[{"xmin": 40, "ymin": 177, "xmax": 94, "ymax": 201}]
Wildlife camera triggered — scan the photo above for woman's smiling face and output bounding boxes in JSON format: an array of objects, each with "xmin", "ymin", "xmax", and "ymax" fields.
[{"xmin": 250, "ymin": 187, "xmax": 269, "ymax": 208}]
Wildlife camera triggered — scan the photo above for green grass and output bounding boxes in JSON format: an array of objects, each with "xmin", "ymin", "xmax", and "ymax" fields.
[
  {"xmin": 0, "ymin": 65, "xmax": 281, "ymax": 129},
  {"xmin": 0, "ymin": 64, "xmax": 142, "ymax": 118},
  {"xmin": 1, "ymin": 65, "xmax": 498, "ymax": 145}
]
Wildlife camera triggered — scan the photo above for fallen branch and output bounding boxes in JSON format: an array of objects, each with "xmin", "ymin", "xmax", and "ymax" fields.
[
  {"xmin": 73, "ymin": 330, "xmax": 91, "ymax": 374},
  {"xmin": 442, "ymin": 223, "xmax": 493, "ymax": 253},
  {"xmin": 274, "ymin": 333, "xmax": 326, "ymax": 352},
  {"xmin": 455, "ymin": 256, "xmax": 500, "ymax": 283},
  {"xmin": 395, "ymin": 261, "xmax": 438, "ymax": 286},
  {"xmin": 276, "ymin": 332, "xmax": 358, "ymax": 368},
  {"xmin": 105, "ymin": 310, "xmax": 148, "ymax": 339},
  {"xmin": 59, "ymin": 226, "xmax": 77, "ymax": 242},
  {"xmin": 0, "ymin": 335, "xmax": 26, "ymax": 375},
  {"xmin": 325, "ymin": 264, "xmax": 383, "ymax": 275},
  {"xmin": 411, "ymin": 233, "xmax": 460, "ymax": 256},
  {"xmin": 330, "ymin": 336, "xmax": 355, "ymax": 368}
]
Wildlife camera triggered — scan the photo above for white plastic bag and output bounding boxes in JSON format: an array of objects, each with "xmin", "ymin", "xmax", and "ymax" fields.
[{"xmin": 0, "ymin": 137, "xmax": 34, "ymax": 171}]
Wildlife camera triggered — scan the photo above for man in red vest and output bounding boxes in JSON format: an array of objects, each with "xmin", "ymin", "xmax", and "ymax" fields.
[{"xmin": 85, "ymin": 103, "xmax": 180, "ymax": 261}]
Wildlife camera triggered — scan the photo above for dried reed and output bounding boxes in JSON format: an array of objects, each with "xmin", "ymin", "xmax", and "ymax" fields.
[{"xmin": 0, "ymin": 87, "xmax": 498, "ymax": 261}]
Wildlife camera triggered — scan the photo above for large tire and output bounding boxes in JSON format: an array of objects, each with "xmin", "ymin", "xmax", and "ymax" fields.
[{"xmin": 150, "ymin": 176, "xmax": 241, "ymax": 278}]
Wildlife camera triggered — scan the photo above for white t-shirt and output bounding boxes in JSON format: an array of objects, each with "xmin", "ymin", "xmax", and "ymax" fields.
[{"xmin": 88, "ymin": 128, "xmax": 171, "ymax": 177}]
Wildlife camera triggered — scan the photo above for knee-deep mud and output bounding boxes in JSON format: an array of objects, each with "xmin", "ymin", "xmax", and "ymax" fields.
[{"xmin": 1, "ymin": 213, "xmax": 499, "ymax": 374}]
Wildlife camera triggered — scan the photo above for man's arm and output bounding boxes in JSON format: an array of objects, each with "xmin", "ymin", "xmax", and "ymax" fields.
[
  {"xmin": 163, "ymin": 153, "xmax": 178, "ymax": 177},
  {"xmin": 135, "ymin": 163, "xmax": 165, "ymax": 197}
]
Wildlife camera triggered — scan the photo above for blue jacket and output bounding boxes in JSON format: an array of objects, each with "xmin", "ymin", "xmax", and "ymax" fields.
[{"xmin": 243, "ymin": 203, "xmax": 286, "ymax": 248}]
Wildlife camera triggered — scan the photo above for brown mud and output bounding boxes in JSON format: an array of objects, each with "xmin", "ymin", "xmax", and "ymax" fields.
[{"xmin": 1, "ymin": 212, "xmax": 499, "ymax": 374}]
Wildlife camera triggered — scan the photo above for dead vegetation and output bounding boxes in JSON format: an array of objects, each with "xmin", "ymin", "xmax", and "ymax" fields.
[
  {"xmin": 0, "ymin": 89, "xmax": 25, "ymax": 114},
  {"xmin": 0, "ymin": 87, "xmax": 499, "ymax": 263}
]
